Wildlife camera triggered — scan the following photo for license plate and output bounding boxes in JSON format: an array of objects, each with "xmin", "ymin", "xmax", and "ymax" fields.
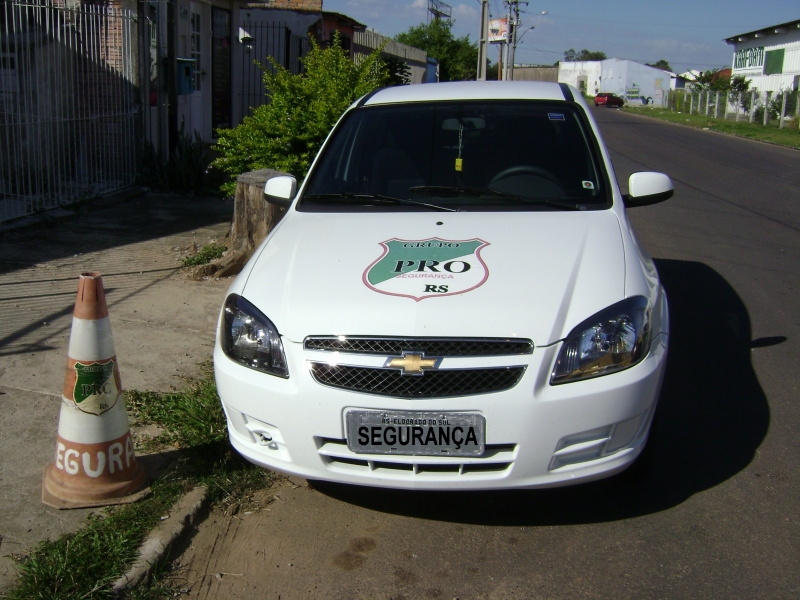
[{"xmin": 346, "ymin": 410, "xmax": 485, "ymax": 457}]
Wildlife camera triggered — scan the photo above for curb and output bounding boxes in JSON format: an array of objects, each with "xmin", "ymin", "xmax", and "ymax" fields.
[{"xmin": 111, "ymin": 485, "xmax": 209, "ymax": 597}]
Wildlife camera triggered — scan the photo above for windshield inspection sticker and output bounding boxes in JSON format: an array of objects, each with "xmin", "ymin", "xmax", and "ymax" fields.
[
  {"xmin": 363, "ymin": 238, "xmax": 490, "ymax": 301},
  {"xmin": 582, "ymin": 181, "xmax": 595, "ymax": 189},
  {"xmin": 548, "ymin": 113, "xmax": 565, "ymax": 121}
]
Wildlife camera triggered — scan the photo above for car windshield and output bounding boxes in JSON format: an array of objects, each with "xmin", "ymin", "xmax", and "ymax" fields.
[{"xmin": 299, "ymin": 100, "xmax": 610, "ymax": 212}]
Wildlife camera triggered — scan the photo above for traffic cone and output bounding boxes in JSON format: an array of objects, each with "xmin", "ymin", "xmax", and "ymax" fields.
[{"xmin": 42, "ymin": 272, "xmax": 149, "ymax": 509}]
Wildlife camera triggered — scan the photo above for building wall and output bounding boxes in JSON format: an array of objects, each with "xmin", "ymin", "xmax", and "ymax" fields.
[
  {"xmin": 729, "ymin": 26, "xmax": 800, "ymax": 92},
  {"xmin": 319, "ymin": 13, "xmax": 367, "ymax": 58},
  {"xmin": 599, "ymin": 59, "xmax": 671, "ymax": 103},
  {"xmin": 557, "ymin": 61, "xmax": 602, "ymax": 94},
  {"xmin": 559, "ymin": 59, "xmax": 670, "ymax": 103},
  {"xmin": 512, "ymin": 66, "xmax": 558, "ymax": 82},
  {"xmin": 353, "ymin": 30, "xmax": 427, "ymax": 85}
]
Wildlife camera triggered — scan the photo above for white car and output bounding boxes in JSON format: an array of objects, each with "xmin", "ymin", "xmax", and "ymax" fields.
[{"xmin": 214, "ymin": 81, "xmax": 671, "ymax": 490}]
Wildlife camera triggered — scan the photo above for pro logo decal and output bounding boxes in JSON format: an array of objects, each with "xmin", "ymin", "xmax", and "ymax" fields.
[
  {"xmin": 72, "ymin": 360, "xmax": 119, "ymax": 415},
  {"xmin": 363, "ymin": 238, "xmax": 490, "ymax": 301}
]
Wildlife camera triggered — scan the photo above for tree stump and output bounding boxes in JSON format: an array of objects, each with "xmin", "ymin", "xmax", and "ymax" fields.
[
  {"xmin": 229, "ymin": 169, "xmax": 290, "ymax": 254},
  {"xmin": 197, "ymin": 169, "xmax": 290, "ymax": 278}
]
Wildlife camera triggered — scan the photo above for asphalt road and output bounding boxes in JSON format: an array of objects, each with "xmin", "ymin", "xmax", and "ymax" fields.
[{"xmin": 175, "ymin": 108, "xmax": 800, "ymax": 599}]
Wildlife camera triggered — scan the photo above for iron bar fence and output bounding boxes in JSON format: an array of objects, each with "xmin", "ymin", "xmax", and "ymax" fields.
[{"xmin": 0, "ymin": 0, "xmax": 137, "ymax": 224}]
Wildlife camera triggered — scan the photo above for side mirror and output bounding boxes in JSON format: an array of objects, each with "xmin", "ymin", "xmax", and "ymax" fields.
[
  {"xmin": 264, "ymin": 175, "xmax": 297, "ymax": 208},
  {"xmin": 624, "ymin": 172, "xmax": 673, "ymax": 207}
]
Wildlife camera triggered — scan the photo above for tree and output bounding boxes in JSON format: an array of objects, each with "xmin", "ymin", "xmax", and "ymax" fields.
[
  {"xmin": 729, "ymin": 74, "xmax": 752, "ymax": 113},
  {"xmin": 646, "ymin": 59, "xmax": 672, "ymax": 72},
  {"xmin": 692, "ymin": 68, "xmax": 732, "ymax": 92},
  {"xmin": 382, "ymin": 56, "xmax": 411, "ymax": 86},
  {"xmin": 563, "ymin": 49, "xmax": 607, "ymax": 62},
  {"xmin": 212, "ymin": 33, "xmax": 389, "ymax": 195},
  {"xmin": 730, "ymin": 74, "xmax": 750, "ymax": 94},
  {"xmin": 396, "ymin": 19, "xmax": 478, "ymax": 81}
]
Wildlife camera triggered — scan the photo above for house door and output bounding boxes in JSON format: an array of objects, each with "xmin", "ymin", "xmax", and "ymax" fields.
[{"xmin": 189, "ymin": 2, "xmax": 205, "ymax": 138}]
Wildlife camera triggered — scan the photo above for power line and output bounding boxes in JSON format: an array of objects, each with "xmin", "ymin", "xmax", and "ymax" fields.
[{"xmin": 541, "ymin": 12, "xmax": 755, "ymax": 30}]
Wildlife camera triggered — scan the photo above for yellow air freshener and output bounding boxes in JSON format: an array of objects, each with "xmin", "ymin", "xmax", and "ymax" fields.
[{"xmin": 455, "ymin": 158, "xmax": 463, "ymax": 171}]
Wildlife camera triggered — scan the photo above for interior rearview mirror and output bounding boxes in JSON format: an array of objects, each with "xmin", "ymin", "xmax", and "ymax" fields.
[
  {"xmin": 442, "ymin": 117, "xmax": 486, "ymax": 131},
  {"xmin": 264, "ymin": 175, "xmax": 297, "ymax": 208},
  {"xmin": 624, "ymin": 172, "xmax": 673, "ymax": 208}
]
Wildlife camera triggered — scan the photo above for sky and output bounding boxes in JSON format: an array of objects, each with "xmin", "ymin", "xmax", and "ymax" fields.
[{"xmin": 322, "ymin": 0, "xmax": 799, "ymax": 73}]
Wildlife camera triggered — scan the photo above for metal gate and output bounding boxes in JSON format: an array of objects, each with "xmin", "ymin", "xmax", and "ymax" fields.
[
  {"xmin": 0, "ymin": 0, "xmax": 137, "ymax": 224},
  {"xmin": 238, "ymin": 20, "xmax": 310, "ymax": 121}
]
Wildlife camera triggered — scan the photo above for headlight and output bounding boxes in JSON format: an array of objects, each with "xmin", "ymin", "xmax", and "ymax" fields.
[
  {"xmin": 551, "ymin": 296, "xmax": 651, "ymax": 384},
  {"xmin": 222, "ymin": 294, "xmax": 289, "ymax": 378}
]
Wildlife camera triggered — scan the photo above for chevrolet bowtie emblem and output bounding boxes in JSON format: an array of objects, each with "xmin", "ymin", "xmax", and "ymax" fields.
[{"xmin": 384, "ymin": 352, "xmax": 443, "ymax": 376}]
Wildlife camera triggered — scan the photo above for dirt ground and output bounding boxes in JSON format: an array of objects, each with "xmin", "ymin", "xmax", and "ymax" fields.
[{"xmin": 0, "ymin": 192, "xmax": 233, "ymax": 592}]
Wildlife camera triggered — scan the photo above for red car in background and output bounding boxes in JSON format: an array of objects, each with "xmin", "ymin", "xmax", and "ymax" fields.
[{"xmin": 594, "ymin": 93, "xmax": 624, "ymax": 107}]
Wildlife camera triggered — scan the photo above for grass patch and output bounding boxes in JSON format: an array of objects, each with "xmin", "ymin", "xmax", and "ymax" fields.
[
  {"xmin": 9, "ymin": 481, "xmax": 185, "ymax": 600},
  {"xmin": 182, "ymin": 242, "xmax": 226, "ymax": 267},
  {"xmin": 621, "ymin": 106, "xmax": 800, "ymax": 149},
  {"xmin": 8, "ymin": 363, "xmax": 275, "ymax": 599}
]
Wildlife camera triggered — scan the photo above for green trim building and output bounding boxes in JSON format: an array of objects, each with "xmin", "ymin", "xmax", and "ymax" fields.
[{"xmin": 724, "ymin": 19, "xmax": 800, "ymax": 93}]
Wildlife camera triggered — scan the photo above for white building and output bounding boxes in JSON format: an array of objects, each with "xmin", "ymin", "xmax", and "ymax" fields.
[
  {"xmin": 724, "ymin": 19, "xmax": 800, "ymax": 93},
  {"xmin": 558, "ymin": 58, "xmax": 671, "ymax": 104},
  {"xmin": 557, "ymin": 60, "xmax": 602, "ymax": 95}
]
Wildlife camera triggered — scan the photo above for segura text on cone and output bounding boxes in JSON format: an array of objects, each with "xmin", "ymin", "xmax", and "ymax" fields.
[{"xmin": 42, "ymin": 272, "xmax": 149, "ymax": 509}]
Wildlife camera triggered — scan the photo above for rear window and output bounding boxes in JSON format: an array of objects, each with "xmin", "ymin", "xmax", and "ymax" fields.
[{"xmin": 299, "ymin": 100, "xmax": 610, "ymax": 212}]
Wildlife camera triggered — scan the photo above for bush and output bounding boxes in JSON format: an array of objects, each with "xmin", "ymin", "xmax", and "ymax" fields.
[
  {"xmin": 212, "ymin": 33, "xmax": 389, "ymax": 196},
  {"xmin": 770, "ymin": 92, "xmax": 798, "ymax": 120}
]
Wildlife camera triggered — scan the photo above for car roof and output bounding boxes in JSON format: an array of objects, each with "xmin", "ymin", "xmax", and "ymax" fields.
[{"xmin": 362, "ymin": 81, "xmax": 571, "ymax": 106}]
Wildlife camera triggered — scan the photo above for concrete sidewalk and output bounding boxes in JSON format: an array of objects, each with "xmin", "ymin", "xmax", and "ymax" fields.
[{"xmin": 0, "ymin": 192, "xmax": 234, "ymax": 592}]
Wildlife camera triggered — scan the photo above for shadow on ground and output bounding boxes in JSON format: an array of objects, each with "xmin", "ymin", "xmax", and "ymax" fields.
[
  {"xmin": 313, "ymin": 259, "xmax": 772, "ymax": 525},
  {"xmin": 0, "ymin": 192, "xmax": 233, "ymax": 276}
]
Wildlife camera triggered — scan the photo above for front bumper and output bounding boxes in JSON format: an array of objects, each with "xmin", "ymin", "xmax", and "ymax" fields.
[{"xmin": 214, "ymin": 331, "xmax": 668, "ymax": 491}]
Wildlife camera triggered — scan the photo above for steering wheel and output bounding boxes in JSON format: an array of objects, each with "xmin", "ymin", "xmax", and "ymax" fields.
[{"xmin": 489, "ymin": 165, "xmax": 561, "ymax": 187}]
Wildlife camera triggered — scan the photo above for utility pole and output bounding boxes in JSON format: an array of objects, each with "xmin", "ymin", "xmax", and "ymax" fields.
[
  {"xmin": 503, "ymin": 1, "xmax": 512, "ymax": 81},
  {"xmin": 477, "ymin": 0, "xmax": 489, "ymax": 80},
  {"xmin": 505, "ymin": 0, "xmax": 528, "ymax": 82}
]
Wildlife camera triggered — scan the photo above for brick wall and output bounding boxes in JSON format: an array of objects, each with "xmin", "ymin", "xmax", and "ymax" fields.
[{"xmin": 255, "ymin": 0, "xmax": 322, "ymax": 11}]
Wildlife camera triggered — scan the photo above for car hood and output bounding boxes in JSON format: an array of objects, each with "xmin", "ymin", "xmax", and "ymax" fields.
[{"xmin": 241, "ymin": 210, "xmax": 625, "ymax": 346}]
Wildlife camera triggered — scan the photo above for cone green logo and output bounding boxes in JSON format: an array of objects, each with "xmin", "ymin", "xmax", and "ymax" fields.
[
  {"xmin": 73, "ymin": 361, "xmax": 118, "ymax": 415},
  {"xmin": 363, "ymin": 238, "xmax": 490, "ymax": 301}
]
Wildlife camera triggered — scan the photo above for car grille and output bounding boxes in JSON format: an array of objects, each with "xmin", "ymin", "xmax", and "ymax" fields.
[
  {"xmin": 317, "ymin": 438, "xmax": 517, "ymax": 477},
  {"xmin": 303, "ymin": 336, "xmax": 533, "ymax": 356},
  {"xmin": 309, "ymin": 363, "xmax": 525, "ymax": 398}
]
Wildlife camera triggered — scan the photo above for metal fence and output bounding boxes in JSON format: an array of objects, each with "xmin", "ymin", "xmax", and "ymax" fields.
[
  {"xmin": 658, "ymin": 88, "xmax": 800, "ymax": 127},
  {"xmin": 0, "ymin": 0, "xmax": 138, "ymax": 224},
  {"xmin": 238, "ymin": 20, "xmax": 310, "ymax": 121}
]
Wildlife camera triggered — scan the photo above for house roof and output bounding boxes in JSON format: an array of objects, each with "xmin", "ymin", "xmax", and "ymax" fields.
[
  {"xmin": 322, "ymin": 11, "xmax": 367, "ymax": 30},
  {"xmin": 724, "ymin": 19, "xmax": 800, "ymax": 44},
  {"xmin": 244, "ymin": 1, "xmax": 321, "ymax": 13}
]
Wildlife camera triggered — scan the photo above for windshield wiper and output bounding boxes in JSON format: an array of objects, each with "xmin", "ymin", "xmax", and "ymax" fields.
[
  {"xmin": 410, "ymin": 185, "xmax": 583, "ymax": 211},
  {"xmin": 302, "ymin": 192, "xmax": 457, "ymax": 212}
]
